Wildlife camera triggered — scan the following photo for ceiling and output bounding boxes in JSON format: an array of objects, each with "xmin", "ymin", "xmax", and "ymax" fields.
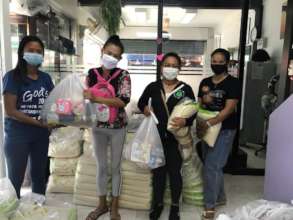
[{"xmin": 122, "ymin": 6, "xmax": 241, "ymax": 28}]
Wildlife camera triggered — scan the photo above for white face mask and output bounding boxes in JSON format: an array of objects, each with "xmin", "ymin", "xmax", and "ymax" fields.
[
  {"xmin": 101, "ymin": 54, "xmax": 119, "ymax": 70},
  {"xmin": 162, "ymin": 67, "xmax": 179, "ymax": 80}
]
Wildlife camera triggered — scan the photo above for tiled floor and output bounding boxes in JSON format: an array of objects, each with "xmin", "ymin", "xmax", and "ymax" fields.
[{"xmin": 42, "ymin": 174, "xmax": 264, "ymax": 220}]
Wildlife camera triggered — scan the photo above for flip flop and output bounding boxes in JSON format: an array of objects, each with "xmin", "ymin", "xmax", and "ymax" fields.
[
  {"xmin": 86, "ymin": 207, "xmax": 109, "ymax": 220},
  {"xmin": 202, "ymin": 210, "xmax": 216, "ymax": 220}
]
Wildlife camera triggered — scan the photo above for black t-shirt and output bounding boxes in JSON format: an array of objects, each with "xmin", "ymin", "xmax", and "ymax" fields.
[{"xmin": 198, "ymin": 75, "xmax": 241, "ymax": 129}]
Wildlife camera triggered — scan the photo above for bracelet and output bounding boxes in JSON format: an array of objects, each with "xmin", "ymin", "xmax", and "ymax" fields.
[{"xmin": 206, "ymin": 121, "xmax": 212, "ymax": 128}]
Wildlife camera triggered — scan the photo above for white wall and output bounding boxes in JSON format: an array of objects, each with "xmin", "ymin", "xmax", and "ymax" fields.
[
  {"xmin": 262, "ymin": 0, "xmax": 285, "ymax": 63},
  {"xmin": 214, "ymin": 10, "xmax": 242, "ymax": 50},
  {"xmin": 262, "ymin": 0, "xmax": 286, "ymax": 102}
]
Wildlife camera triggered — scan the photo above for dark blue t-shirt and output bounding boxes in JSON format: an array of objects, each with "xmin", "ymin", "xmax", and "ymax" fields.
[{"xmin": 2, "ymin": 70, "xmax": 54, "ymax": 131}]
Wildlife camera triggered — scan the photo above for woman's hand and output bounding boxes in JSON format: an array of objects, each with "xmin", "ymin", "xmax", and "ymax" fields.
[
  {"xmin": 171, "ymin": 117, "xmax": 186, "ymax": 128},
  {"xmin": 196, "ymin": 119, "xmax": 209, "ymax": 139},
  {"xmin": 143, "ymin": 106, "xmax": 152, "ymax": 117},
  {"xmin": 83, "ymin": 90, "xmax": 93, "ymax": 101}
]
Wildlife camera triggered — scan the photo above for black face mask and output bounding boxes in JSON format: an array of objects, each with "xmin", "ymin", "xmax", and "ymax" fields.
[{"xmin": 211, "ymin": 64, "xmax": 227, "ymax": 75}]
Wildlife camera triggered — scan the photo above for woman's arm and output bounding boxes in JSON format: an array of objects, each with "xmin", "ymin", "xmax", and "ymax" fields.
[
  {"xmin": 138, "ymin": 84, "xmax": 152, "ymax": 116},
  {"xmin": 207, "ymin": 99, "xmax": 238, "ymax": 126},
  {"xmin": 4, "ymin": 93, "xmax": 45, "ymax": 127},
  {"xmin": 84, "ymin": 92, "xmax": 126, "ymax": 108}
]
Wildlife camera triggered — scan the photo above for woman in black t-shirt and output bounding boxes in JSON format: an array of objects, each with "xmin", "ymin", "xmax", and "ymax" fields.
[{"xmin": 197, "ymin": 48, "xmax": 240, "ymax": 219}]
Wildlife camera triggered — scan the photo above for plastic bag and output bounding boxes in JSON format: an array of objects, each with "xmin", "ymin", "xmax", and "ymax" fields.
[
  {"xmin": 10, "ymin": 203, "xmax": 77, "ymax": 220},
  {"xmin": 167, "ymin": 99, "xmax": 198, "ymax": 160},
  {"xmin": 197, "ymin": 107, "xmax": 222, "ymax": 147},
  {"xmin": 217, "ymin": 200, "xmax": 293, "ymax": 220},
  {"xmin": 0, "ymin": 178, "xmax": 19, "ymax": 218},
  {"xmin": 182, "ymin": 152, "xmax": 204, "ymax": 206},
  {"xmin": 50, "ymin": 158, "xmax": 78, "ymax": 176},
  {"xmin": 41, "ymin": 74, "xmax": 97, "ymax": 127},
  {"xmin": 47, "ymin": 175, "xmax": 75, "ymax": 194},
  {"xmin": 125, "ymin": 111, "xmax": 165, "ymax": 169}
]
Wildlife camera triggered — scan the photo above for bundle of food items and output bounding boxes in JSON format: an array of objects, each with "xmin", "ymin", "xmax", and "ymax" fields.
[
  {"xmin": 167, "ymin": 98, "xmax": 198, "ymax": 160},
  {"xmin": 119, "ymin": 160, "xmax": 152, "ymax": 210},
  {"xmin": 41, "ymin": 74, "xmax": 97, "ymax": 127},
  {"xmin": 47, "ymin": 127, "xmax": 83, "ymax": 194},
  {"xmin": 182, "ymin": 153, "xmax": 204, "ymax": 206},
  {"xmin": 73, "ymin": 153, "xmax": 99, "ymax": 207},
  {"xmin": 216, "ymin": 200, "xmax": 293, "ymax": 220},
  {"xmin": 0, "ymin": 178, "xmax": 19, "ymax": 219},
  {"xmin": 124, "ymin": 112, "xmax": 165, "ymax": 169},
  {"xmin": 0, "ymin": 178, "xmax": 77, "ymax": 220},
  {"xmin": 197, "ymin": 107, "xmax": 222, "ymax": 147}
]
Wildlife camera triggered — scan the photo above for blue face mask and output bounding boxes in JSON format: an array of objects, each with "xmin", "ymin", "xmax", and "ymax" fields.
[{"xmin": 23, "ymin": 52, "xmax": 44, "ymax": 66}]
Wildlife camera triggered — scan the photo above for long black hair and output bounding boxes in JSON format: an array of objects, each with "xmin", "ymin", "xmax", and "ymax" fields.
[
  {"xmin": 103, "ymin": 35, "xmax": 124, "ymax": 54},
  {"xmin": 13, "ymin": 36, "xmax": 45, "ymax": 82}
]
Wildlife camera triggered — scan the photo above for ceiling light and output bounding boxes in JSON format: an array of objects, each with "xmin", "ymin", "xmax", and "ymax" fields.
[
  {"xmin": 181, "ymin": 9, "xmax": 197, "ymax": 24},
  {"xmin": 136, "ymin": 32, "xmax": 172, "ymax": 39}
]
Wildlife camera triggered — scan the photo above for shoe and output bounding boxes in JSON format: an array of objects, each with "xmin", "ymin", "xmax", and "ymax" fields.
[
  {"xmin": 149, "ymin": 204, "xmax": 164, "ymax": 220},
  {"xmin": 31, "ymin": 193, "xmax": 46, "ymax": 206},
  {"xmin": 169, "ymin": 205, "xmax": 180, "ymax": 220}
]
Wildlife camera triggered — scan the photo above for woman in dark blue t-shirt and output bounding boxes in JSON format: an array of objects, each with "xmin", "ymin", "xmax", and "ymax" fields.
[{"xmin": 2, "ymin": 36, "xmax": 54, "ymax": 199}]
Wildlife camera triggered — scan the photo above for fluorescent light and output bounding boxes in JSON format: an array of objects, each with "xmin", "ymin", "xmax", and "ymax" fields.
[
  {"xmin": 181, "ymin": 13, "xmax": 196, "ymax": 24},
  {"xmin": 136, "ymin": 32, "xmax": 157, "ymax": 39},
  {"xmin": 136, "ymin": 32, "xmax": 172, "ymax": 39}
]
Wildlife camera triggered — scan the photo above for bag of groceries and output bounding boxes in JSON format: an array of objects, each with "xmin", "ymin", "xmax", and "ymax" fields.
[
  {"xmin": 41, "ymin": 74, "xmax": 97, "ymax": 127},
  {"xmin": 125, "ymin": 100, "xmax": 165, "ymax": 169}
]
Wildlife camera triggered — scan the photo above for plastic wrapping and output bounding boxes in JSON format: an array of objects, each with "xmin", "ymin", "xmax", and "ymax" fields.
[
  {"xmin": 124, "ymin": 112, "xmax": 165, "ymax": 169},
  {"xmin": 48, "ymin": 127, "xmax": 83, "ymax": 158},
  {"xmin": 127, "ymin": 113, "xmax": 145, "ymax": 133},
  {"xmin": 47, "ymin": 175, "xmax": 75, "ymax": 194},
  {"xmin": 9, "ymin": 203, "xmax": 77, "ymax": 220},
  {"xmin": 167, "ymin": 99, "xmax": 198, "ymax": 160},
  {"xmin": 0, "ymin": 178, "xmax": 19, "ymax": 219},
  {"xmin": 182, "ymin": 152, "xmax": 204, "ymax": 206},
  {"xmin": 197, "ymin": 108, "xmax": 222, "ymax": 147},
  {"xmin": 41, "ymin": 74, "xmax": 97, "ymax": 127},
  {"xmin": 216, "ymin": 200, "xmax": 293, "ymax": 220},
  {"xmin": 50, "ymin": 158, "xmax": 78, "ymax": 176}
]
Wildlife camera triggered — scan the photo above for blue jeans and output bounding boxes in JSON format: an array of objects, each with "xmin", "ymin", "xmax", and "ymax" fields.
[
  {"xmin": 4, "ymin": 120, "xmax": 50, "ymax": 198},
  {"xmin": 202, "ymin": 129, "xmax": 236, "ymax": 209}
]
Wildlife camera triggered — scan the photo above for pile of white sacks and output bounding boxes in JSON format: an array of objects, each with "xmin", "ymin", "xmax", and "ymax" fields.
[
  {"xmin": 47, "ymin": 127, "xmax": 83, "ymax": 194},
  {"xmin": 73, "ymin": 129, "xmax": 153, "ymax": 210}
]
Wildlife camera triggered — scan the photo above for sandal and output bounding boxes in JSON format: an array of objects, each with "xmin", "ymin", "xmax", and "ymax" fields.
[
  {"xmin": 202, "ymin": 210, "xmax": 216, "ymax": 220},
  {"xmin": 110, "ymin": 212, "xmax": 121, "ymax": 220},
  {"xmin": 86, "ymin": 207, "xmax": 109, "ymax": 220}
]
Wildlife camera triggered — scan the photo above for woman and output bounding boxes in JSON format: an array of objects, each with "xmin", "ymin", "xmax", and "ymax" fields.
[
  {"xmin": 197, "ymin": 48, "xmax": 241, "ymax": 219},
  {"xmin": 84, "ymin": 35, "xmax": 131, "ymax": 220},
  {"xmin": 138, "ymin": 52, "xmax": 196, "ymax": 220},
  {"xmin": 2, "ymin": 36, "xmax": 54, "ymax": 199}
]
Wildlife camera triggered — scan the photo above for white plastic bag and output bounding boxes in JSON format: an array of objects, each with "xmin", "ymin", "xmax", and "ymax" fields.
[
  {"xmin": 10, "ymin": 203, "xmax": 77, "ymax": 220},
  {"xmin": 125, "ymin": 111, "xmax": 165, "ymax": 169},
  {"xmin": 41, "ymin": 74, "xmax": 97, "ymax": 127},
  {"xmin": 0, "ymin": 178, "xmax": 19, "ymax": 219},
  {"xmin": 219, "ymin": 200, "xmax": 293, "ymax": 220},
  {"xmin": 197, "ymin": 108, "xmax": 222, "ymax": 147}
]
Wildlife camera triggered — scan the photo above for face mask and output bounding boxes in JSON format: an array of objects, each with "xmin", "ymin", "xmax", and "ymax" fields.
[
  {"xmin": 211, "ymin": 64, "xmax": 227, "ymax": 75},
  {"xmin": 101, "ymin": 54, "xmax": 119, "ymax": 70},
  {"xmin": 23, "ymin": 52, "xmax": 43, "ymax": 66},
  {"xmin": 162, "ymin": 67, "xmax": 179, "ymax": 80}
]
